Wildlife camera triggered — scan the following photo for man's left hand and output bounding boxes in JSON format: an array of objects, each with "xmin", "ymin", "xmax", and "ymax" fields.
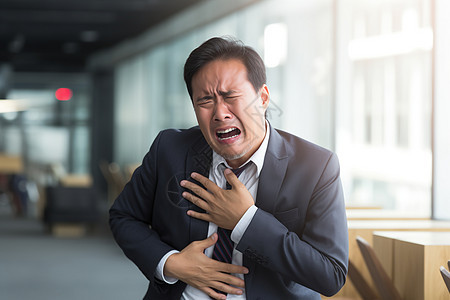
[{"xmin": 181, "ymin": 169, "xmax": 254, "ymax": 230}]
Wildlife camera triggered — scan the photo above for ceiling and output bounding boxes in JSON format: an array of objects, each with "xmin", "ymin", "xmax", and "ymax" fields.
[{"xmin": 0, "ymin": 0, "xmax": 204, "ymax": 73}]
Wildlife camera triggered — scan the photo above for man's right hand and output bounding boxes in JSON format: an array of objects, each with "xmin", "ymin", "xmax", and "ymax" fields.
[{"xmin": 163, "ymin": 233, "xmax": 249, "ymax": 300}]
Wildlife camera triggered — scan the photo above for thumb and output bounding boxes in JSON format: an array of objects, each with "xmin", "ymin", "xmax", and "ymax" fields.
[
  {"xmin": 224, "ymin": 168, "xmax": 240, "ymax": 188},
  {"xmin": 198, "ymin": 233, "xmax": 218, "ymax": 249}
]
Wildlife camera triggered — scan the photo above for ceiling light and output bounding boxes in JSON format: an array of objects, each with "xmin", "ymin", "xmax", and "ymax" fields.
[{"xmin": 0, "ymin": 99, "xmax": 29, "ymax": 113}]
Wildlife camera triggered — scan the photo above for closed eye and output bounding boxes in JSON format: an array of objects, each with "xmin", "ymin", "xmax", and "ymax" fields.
[
  {"xmin": 224, "ymin": 95, "xmax": 240, "ymax": 103},
  {"xmin": 196, "ymin": 96, "xmax": 214, "ymax": 106},
  {"xmin": 219, "ymin": 90, "xmax": 238, "ymax": 99}
]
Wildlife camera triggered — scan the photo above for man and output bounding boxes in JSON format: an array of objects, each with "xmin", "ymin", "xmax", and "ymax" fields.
[{"xmin": 109, "ymin": 37, "xmax": 348, "ymax": 300}]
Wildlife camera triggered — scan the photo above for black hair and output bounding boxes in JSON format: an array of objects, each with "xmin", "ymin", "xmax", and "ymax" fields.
[{"xmin": 183, "ymin": 36, "xmax": 266, "ymax": 100}]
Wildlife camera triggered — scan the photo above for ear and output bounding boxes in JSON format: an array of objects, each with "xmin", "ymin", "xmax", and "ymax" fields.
[{"xmin": 260, "ymin": 84, "xmax": 270, "ymax": 110}]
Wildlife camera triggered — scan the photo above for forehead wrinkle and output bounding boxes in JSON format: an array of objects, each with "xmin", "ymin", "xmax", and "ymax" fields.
[
  {"xmin": 215, "ymin": 77, "xmax": 240, "ymax": 95},
  {"xmin": 195, "ymin": 82, "xmax": 216, "ymax": 98},
  {"xmin": 218, "ymin": 90, "xmax": 237, "ymax": 97},
  {"xmin": 192, "ymin": 59, "xmax": 248, "ymax": 99}
]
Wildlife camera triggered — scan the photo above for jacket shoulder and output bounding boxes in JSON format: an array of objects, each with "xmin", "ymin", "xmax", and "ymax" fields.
[
  {"xmin": 273, "ymin": 128, "xmax": 334, "ymax": 157},
  {"xmin": 156, "ymin": 126, "xmax": 203, "ymax": 147},
  {"xmin": 159, "ymin": 126, "xmax": 202, "ymax": 139}
]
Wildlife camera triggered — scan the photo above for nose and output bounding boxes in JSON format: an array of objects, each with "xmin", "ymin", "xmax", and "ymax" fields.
[{"xmin": 213, "ymin": 99, "xmax": 232, "ymax": 122}]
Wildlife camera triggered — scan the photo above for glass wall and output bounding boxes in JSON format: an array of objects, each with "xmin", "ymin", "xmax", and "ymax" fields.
[
  {"xmin": 336, "ymin": 0, "xmax": 432, "ymax": 213},
  {"xmin": 114, "ymin": 0, "xmax": 334, "ymax": 160},
  {"xmin": 113, "ymin": 0, "xmax": 433, "ymax": 215},
  {"xmin": 1, "ymin": 75, "xmax": 91, "ymax": 187}
]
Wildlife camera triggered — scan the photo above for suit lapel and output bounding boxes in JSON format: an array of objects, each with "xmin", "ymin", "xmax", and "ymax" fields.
[
  {"xmin": 255, "ymin": 125, "xmax": 289, "ymax": 214},
  {"xmin": 186, "ymin": 134, "xmax": 212, "ymax": 242},
  {"xmin": 244, "ymin": 125, "xmax": 289, "ymax": 294}
]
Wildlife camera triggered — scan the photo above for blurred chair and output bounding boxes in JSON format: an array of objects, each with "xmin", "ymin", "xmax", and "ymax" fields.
[
  {"xmin": 440, "ymin": 265, "xmax": 450, "ymax": 292},
  {"xmin": 347, "ymin": 259, "xmax": 379, "ymax": 300},
  {"xmin": 0, "ymin": 154, "xmax": 26, "ymax": 215},
  {"xmin": 48, "ymin": 162, "xmax": 67, "ymax": 183},
  {"xmin": 99, "ymin": 160, "xmax": 126, "ymax": 204},
  {"xmin": 356, "ymin": 236, "xmax": 402, "ymax": 300},
  {"xmin": 124, "ymin": 163, "xmax": 140, "ymax": 182},
  {"xmin": 43, "ymin": 186, "xmax": 100, "ymax": 232}
]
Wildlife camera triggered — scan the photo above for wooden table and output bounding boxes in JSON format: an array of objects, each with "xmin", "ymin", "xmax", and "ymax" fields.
[
  {"xmin": 0, "ymin": 153, "xmax": 23, "ymax": 174},
  {"xmin": 334, "ymin": 220, "xmax": 450, "ymax": 299},
  {"xmin": 346, "ymin": 209, "xmax": 430, "ymax": 220},
  {"xmin": 373, "ymin": 231, "xmax": 450, "ymax": 300}
]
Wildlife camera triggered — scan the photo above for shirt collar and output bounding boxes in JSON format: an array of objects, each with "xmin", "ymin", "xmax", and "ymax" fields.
[{"xmin": 212, "ymin": 120, "xmax": 270, "ymax": 177}]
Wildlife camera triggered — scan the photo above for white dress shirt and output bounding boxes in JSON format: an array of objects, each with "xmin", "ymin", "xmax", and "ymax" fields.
[{"xmin": 156, "ymin": 123, "xmax": 270, "ymax": 299}]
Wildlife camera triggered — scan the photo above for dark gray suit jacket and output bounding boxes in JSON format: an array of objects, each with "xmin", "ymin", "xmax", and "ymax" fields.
[{"xmin": 109, "ymin": 125, "xmax": 348, "ymax": 299}]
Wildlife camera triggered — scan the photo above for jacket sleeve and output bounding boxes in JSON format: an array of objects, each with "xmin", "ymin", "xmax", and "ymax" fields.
[
  {"xmin": 109, "ymin": 131, "xmax": 175, "ymax": 281},
  {"xmin": 236, "ymin": 152, "xmax": 348, "ymax": 297}
]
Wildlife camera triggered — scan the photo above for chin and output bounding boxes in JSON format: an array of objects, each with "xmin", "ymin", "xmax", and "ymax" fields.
[
  {"xmin": 220, "ymin": 151, "xmax": 245, "ymax": 161},
  {"xmin": 217, "ymin": 143, "xmax": 252, "ymax": 162}
]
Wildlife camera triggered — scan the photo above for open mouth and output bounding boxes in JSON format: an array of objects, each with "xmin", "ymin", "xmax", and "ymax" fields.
[{"xmin": 216, "ymin": 127, "xmax": 241, "ymax": 141}]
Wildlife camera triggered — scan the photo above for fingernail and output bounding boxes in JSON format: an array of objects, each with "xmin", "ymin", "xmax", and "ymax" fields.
[
  {"xmin": 224, "ymin": 168, "xmax": 232, "ymax": 175},
  {"xmin": 180, "ymin": 180, "xmax": 186, "ymax": 186},
  {"xmin": 243, "ymin": 268, "xmax": 249, "ymax": 274}
]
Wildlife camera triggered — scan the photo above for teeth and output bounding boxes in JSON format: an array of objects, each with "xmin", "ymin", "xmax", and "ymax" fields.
[
  {"xmin": 216, "ymin": 127, "xmax": 240, "ymax": 141},
  {"xmin": 218, "ymin": 134, "xmax": 239, "ymax": 140},
  {"xmin": 217, "ymin": 128, "xmax": 236, "ymax": 134}
]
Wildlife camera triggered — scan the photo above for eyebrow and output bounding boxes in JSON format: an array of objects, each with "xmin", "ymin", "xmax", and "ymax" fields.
[
  {"xmin": 195, "ymin": 90, "xmax": 237, "ymax": 102},
  {"xmin": 195, "ymin": 95, "xmax": 213, "ymax": 102},
  {"xmin": 219, "ymin": 90, "xmax": 237, "ymax": 97}
]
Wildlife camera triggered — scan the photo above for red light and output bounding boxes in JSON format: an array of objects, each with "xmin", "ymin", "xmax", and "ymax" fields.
[{"xmin": 55, "ymin": 88, "xmax": 73, "ymax": 101}]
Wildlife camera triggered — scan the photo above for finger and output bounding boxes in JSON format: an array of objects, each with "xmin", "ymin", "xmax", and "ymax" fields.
[
  {"xmin": 215, "ymin": 271, "xmax": 246, "ymax": 288},
  {"xmin": 223, "ymin": 168, "xmax": 242, "ymax": 189},
  {"xmin": 217, "ymin": 260, "xmax": 249, "ymax": 277},
  {"xmin": 203, "ymin": 287, "xmax": 227, "ymax": 300},
  {"xmin": 191, "ymin": 172, "xmax": 221, "ymax": 192},
  {"xmin": 186, "ymin": 209, "xmax": 212, "ymax": 223},
  {"xmin": 210, "ymin": 281, "xmax": 244, "ymax": 297},
  {"xmin": 182, "ymin": 191, "xmax": 209, "ymax": 210},
  {"xmin": 193, "ymin": 233, "xmax": 218, "ymax": 250},
  {"xmin": 180, "ymin": 180, "xmax": 213, "ymax": 201}
]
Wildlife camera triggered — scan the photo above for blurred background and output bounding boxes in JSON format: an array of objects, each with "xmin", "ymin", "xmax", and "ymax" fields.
[{"xmin": 0, "ymin": 0, "xmax": 449, "ymax": 299}]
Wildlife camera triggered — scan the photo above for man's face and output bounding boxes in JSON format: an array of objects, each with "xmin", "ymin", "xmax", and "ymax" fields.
[{"xmin": 191, "ymin": 59, "xmax": 269, "ymax": 168}]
